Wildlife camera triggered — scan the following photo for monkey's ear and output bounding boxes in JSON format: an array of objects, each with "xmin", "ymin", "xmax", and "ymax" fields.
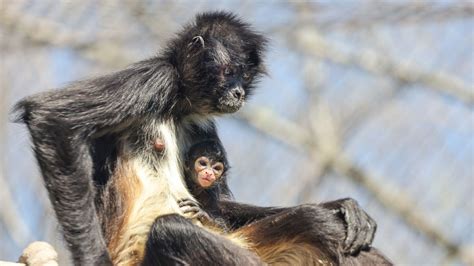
[{"xmin": 188, "ymin": 36, "xmax": 205, "ymax": 49}]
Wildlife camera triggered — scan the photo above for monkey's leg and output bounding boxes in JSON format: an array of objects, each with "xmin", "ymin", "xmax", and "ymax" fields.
[
  {"xmin": 19, "ymin": 120, "xmax": 112, "ymax": 265},
  {"xmin": 217, "ymin": 200, "xmax": 288, "ymax": 229},
  {"xmin": 142, "ymin": 214, "xmax": 262, "ymax": 266}
]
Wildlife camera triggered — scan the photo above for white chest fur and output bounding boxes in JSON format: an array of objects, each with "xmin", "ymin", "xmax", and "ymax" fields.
[
  {"xmin": 111, "ymin": 117, "xmax": 211, "ymax": 265},
  {"xmin": 132, "ymin": 120, "xmax": 195, "ymax": 216}
]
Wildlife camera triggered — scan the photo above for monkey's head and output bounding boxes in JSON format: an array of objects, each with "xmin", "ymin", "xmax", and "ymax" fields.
[
  {"xmin": 185, "ymin": 140, "xmax": 228, "ymax": 189},
  {"xmin": 169, "ymin": 12, "xmax": 267, "ymax": 115}
]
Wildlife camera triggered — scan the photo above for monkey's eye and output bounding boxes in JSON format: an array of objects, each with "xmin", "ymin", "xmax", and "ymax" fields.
[
  {"xmin": 212, "ymin": 162, "xmax": 224, "ymax": 174},
  {"xmin": 195, "ymin": 156, "xmax": 210, "ymax": 171},
  {"xmin": 242, "ymin": 72, "xmax": 251, "ymax": 81},
  {"xmin": 221, "ymin": 66, "xmax": 233, "ymax": 77}
]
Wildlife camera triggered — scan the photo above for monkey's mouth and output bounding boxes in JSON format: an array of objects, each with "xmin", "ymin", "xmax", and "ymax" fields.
[
  {"xmin": 217, "ymin": 100, "xmax": 244, "ymax": 113},
  {"xmin": 199, "ymin": 176, "xmax": 215, "ymax": 188},
  {"xmin": 217, "ymin": 88, "xmax": 245, "ymax": 113}
]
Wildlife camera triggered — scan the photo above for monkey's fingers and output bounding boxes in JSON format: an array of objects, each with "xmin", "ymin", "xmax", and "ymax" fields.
[
  {"xmin": 178, "ymin": 198, "xmax": 200, "ymax": 208},
  {"xmin": 345, "ymin": 205, "xmax": 365, "ymax": 254},
  {"xmin": 365, "ymin": 217, "xmax": 377, "ymax": 246},
  {"xmin": 177, "ymin": 198, "xmax": 194, "ymax": 205},
  {"xmin": 354, "ymin": 211, "xmax": 376, "ymax": 252},
  {"xmin": 195, "ymin": 211, "xmax": 212, "ymax": 222},
  {"xmin": 341, "ymin": 198, "xmax": 377, "ymax": 255},
  {"xmin": 180, "ymin": 206, "xmax": 201, "ymax": 215},
  {"xmin": 184, "ymin": 210, "xmax": 212, "ymax": 225},
  {"xmin": 341, "ymin": 200, "xmax": 361, "ymax": 254},
  {"xmin": 195, "ymin": 212, "xmax": 223, "ymax": 230}
]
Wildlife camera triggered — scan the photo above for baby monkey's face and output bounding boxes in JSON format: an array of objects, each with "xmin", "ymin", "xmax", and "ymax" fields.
[{"xmin": 193, "ymin": 156, "xmax": 224, "ymax": 188}]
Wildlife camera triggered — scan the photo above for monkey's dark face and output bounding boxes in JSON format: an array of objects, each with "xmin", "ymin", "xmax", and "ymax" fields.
[
  {"xmin": 213, "ymin": 63, "xmax": 247, "ymax": 113},
  {"xmin": 185, "ymin": 40, "xmax": 265, "ymax": 115},
  {"xmin": 173, "ymin": 12, "xmax": 267, "ymax": 116}
]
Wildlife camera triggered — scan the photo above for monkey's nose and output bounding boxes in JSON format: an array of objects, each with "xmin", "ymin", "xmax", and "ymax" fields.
[{"xmin": 231, "ymin": 87, "xmax": 245, "ymax": 100}]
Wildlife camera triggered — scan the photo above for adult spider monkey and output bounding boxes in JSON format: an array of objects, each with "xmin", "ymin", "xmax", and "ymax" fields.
[{"xmin": 14, "ymin": 11, "xmax": 390, "ymax": 265}]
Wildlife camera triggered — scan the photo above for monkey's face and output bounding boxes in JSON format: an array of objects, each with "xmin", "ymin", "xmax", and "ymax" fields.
[
  {"xmin": 193, "ymin": 156, "xmax": 224, "ymax": 188},
  {"xmin": 177, "ymin": 14, "xmax": 267, "ymax": 115},
  {"xmin": 186, "ymin": 40, "xmax": 266, "ymax": 115},
  {"xmin": 214, "ymin": 63, "xmax": 251, "ymax": 113},
  {"xmin": 185, "ymin": 140, "xmax": 228, "ymax": 189}
]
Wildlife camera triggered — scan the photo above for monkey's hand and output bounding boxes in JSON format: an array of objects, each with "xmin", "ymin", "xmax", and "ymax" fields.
[
  {"xmin": 178, "ymin": 199, "xmax": 226, "ymax": 230},
  {"xmin": 321, "ymin": 198, "xmax": 377, "ymax": 255}
]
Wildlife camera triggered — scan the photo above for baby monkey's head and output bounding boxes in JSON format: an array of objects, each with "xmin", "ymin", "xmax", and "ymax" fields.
[{"xmin": 185, "ymin": 140, "xmax": 228, "ymax": 189}]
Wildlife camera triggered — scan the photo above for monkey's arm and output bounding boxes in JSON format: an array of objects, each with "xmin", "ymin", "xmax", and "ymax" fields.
[
  {"xmin": 188, "ymin": 123, "xmax": 377, "ymax": 254},
  {"xmin": 218, "ymin": 198, "xmax": 376, "ymax": 255},
  {"xmin": 217, "ymin": 200, "xmax": 289, "ymax": 229},
  {"xmin": 232, "ymin": 204, "xmax": 392, "ymax": 265},
  {"xmin": 13, "ymin": 60, "xmax": 177, "ymax": 265},
  {"xmin": 16, "ymin": 60, "xmax": 178, "ymax": 138}
]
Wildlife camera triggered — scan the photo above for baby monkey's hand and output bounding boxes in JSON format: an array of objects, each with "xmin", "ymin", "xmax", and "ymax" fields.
[
  {"xmin": 178, "ymin": 198, "xmax": 215, "ymax": 226},
  {"xmin": 178, "ymin": 198, "xmax": 229, "ymax": 232}
]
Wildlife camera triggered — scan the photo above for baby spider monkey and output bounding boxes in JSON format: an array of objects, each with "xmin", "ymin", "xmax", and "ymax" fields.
[
  {"xmin": 152, "ymin": 138, "xmax": 228, "ymax": 230},
  {"xmin": 180, "ymin": 140, "xmax": 230, "ymax": 231}
]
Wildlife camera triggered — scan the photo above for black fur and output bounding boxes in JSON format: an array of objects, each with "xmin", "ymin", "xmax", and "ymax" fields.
[
  {"xmin": 13, "ymin": 11, "xmax": 266, "ymax": 265},
  {"xmin": 143, "ymin": 214, "xmax": 261, "ymax": 266}
]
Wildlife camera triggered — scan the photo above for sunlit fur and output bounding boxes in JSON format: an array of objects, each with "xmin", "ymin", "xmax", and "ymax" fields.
[
  {"xmin": 107, "ymin": 120, "xmax": 193, "ymax": 265},
  {"xmin": 107, "ymin": 118, "xmax": 252, "ymax": 265}
]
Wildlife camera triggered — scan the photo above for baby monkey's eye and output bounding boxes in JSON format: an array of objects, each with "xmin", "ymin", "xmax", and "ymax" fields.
[
  {"xmin": 212, "ymin": 162, "xmax": 224, "ymax": 175},
  {"xmin": 194, "ymin": 156, "xmax": 210, "ymax": 172}
]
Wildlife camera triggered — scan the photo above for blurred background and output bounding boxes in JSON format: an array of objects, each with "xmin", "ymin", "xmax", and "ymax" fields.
[{"xmin": 1, "ymin": 0, "xmax": 473, "ymax": 265}]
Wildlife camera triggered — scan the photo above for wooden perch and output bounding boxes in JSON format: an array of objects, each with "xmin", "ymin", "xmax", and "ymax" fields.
[{"xmin": 13, "ymin": 241, "xmax": 58, "ymax": 266}]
